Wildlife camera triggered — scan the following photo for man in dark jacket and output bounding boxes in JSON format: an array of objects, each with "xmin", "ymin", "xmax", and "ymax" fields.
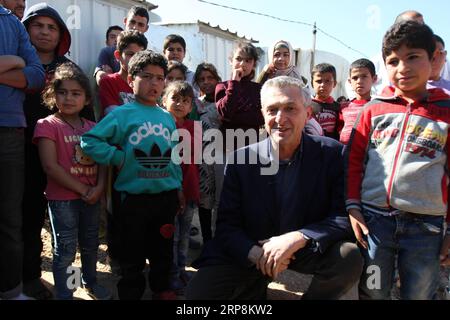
[
  {"xmin": 186, "ymin": 76, "xmax": 363, "ymax": 300},
  {"xmin": 21, "ymin": 3, "xmax": 73, "ymax": 300}
]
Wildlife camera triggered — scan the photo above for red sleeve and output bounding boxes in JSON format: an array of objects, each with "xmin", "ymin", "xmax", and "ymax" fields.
[
  {"xmin": 98, "ymin": 77, "xmax": 120, "ymax": 116},
  {"xmin": 446, "ymin": 131, "xmax": 450, "ymax": 223},
  {"xmin": 33, "ymin": 118, "xmax": 57, "ymax": 145},
  {"xmin": 215, "ymin": 80, "xmax": 239, "ymax": 120},
  {"xmin": 346, "ymin": 106, "xmax": 372, "ymax": 208}
]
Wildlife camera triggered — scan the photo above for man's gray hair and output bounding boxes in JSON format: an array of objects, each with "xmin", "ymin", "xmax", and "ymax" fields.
[{"xmin": 261, "ymin": 76, "xmax": 312, "ymax": 108}]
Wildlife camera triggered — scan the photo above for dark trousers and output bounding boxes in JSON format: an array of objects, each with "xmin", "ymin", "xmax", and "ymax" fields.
[
  {"xmin": 0, "ymin": 128, "xmax": 25, "ymax": 298},
  {"xmin": 198, "ymin": 207, "xmax": 212, "ymax": 243},
  {"xmin": 186, "ymin": 241, "xmax": 363, "ymax": 300},
  {"xmin": 117, "ymin": 191, "xmax": 178, "ymax": 300},
  {"xmin": 22, "ymin": 139, "xmax": 47, "ymax": 283}
]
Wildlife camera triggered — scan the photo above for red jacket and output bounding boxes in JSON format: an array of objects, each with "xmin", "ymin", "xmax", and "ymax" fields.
[{"xmin": 346, "ymin": 87, "xmax": 450, "ymax": 222}]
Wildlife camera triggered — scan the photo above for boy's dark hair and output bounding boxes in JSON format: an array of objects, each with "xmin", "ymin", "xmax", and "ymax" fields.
[
  {"xmin": 382, "ymin": 21, "xmax": 436, "ymax": 61},
  {"xmin": 128, "ymin": 50, "xmax": 168, "ymax": 78},
  {"xmin": 43, "ymin": 62, "xmax": 93, "ymax": 112},
  {"xmin": 127, "ymin": 5, "xmax": 149, "ymax": 23},
  {"xmin": 117, "ymin": 30, "xmax": 148, "ymax": 53},
  {"xmin": 163, "ymin": 34, "xmax": 186, "ymax": 52},
  {"xmin": 163, "ymin": 81, "xmax": 194, "ymax": 102},
  {"xmin": 349, "ymin": 58, "xmax": 376, "ymax": 77},
  {"xmin": 106, "ymin": 25, "xmax": 123, "ymax": 41},
  {"xmin": 167, "ymin": 60, "xmax": 188, "ymax": 77},
  {"xmin": 194, "ymin": 62, "xmax": 222, "ymax": 85},
  {"xmin": 434, "ymin": 34, "xmax": 445, "ymax": 48},
  {"xmin": 311, "ymin": 63, "xmax": 337, "ymax": 82}
]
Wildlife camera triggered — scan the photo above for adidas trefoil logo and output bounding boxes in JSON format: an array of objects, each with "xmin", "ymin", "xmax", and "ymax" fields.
[{"xmin": 134, "ymin": 143, "xmax": 172, "ymax": 169}]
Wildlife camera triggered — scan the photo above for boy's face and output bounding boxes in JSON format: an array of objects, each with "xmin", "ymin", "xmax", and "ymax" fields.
[
  {"xmin": 348, "ymin": 67, "xmax": 376, "ymax": 99},
  {"xmin": 115, "ymin": 43, "xmax": 145, "ymax": 72},
  {"xmin": 129, "ymin": 64, "xmax": 165, "ymax": 106},
  {"xmin": 164, "ymin": 91, "xmax": 193, "ymax": 122},
  {"xmin": 124, "ymin": 14, "xmax": 148, "ymax": 34},
  {"xmin": 106, "ymin": 29, "xmax": 122, "ymax": 47},
  {"xmin": 385, "ymin": 44, "xmax": 431, "ymax": 98},
  {"xmin": 27, "ymin": 16, "xmax": 61, "ymax": 54},
  {"xmin": 165, "ymin": 68, "xmax": 185, "ymax": 84},
  {"xmin": 164, "ymin": 42, "xmax": 185, "ymax": 63},
  {"xmin": 312, "ymin": 72, "xmax": 336, "ymax": 100}
]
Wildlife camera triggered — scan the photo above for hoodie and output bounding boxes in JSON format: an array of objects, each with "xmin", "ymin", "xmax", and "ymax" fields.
[
  {"xmin": 22, "ymin": 3, "xmax": 71, "ymax": 57},
  {"xmin": 22, "ymin": 3, "xmax": 74, "ymax": 140}
]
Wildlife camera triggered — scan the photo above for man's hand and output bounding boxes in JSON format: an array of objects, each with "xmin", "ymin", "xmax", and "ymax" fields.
[
  {"xmin": 257, "ymin": 231, "xmax": 308, "ymax": 279},
  {"xmin": 440, "ymin": 234, "xmax": 450, "ymax": 267},
  {"xmin": 348, "ymin": 208, "xmax": 369, "ymax": 249}
]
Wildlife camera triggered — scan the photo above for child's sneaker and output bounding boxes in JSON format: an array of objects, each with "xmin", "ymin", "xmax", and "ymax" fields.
[
  {"xmin": 84, "ymin": 283, "xmax": 112, "ymax": 300},
  {"xmin": 152, "ymin": 290, "xmax": 177, "ymax": 300}
]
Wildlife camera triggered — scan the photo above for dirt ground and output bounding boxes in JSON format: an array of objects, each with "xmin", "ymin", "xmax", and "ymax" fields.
[{"xmin": 39, "ymin": 213, "xmax": 449, "ymax": 300}]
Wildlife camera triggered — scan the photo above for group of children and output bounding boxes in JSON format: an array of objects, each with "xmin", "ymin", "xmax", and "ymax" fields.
[{"xmin": 1, "ymin": 1, "xmax": 449, "ymax": 301}]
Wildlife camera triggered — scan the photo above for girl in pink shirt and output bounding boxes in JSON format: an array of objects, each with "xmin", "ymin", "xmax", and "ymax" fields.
[{"xmin": 33, "ymin": 63, "xmax": 110, "ymax": 300}]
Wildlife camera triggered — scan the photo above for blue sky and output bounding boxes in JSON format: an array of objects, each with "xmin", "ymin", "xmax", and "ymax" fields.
[{"xmin": 154, "ymin": 0, "xmax": 450, "ymax": 63}]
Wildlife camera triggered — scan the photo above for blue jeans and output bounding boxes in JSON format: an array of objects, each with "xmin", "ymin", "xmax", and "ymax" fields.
[
  {"xmin": 172, "ymin": 202, "xmax": 196, "ymax": 277},
  {"xmin": 0, "ymin": 128, "xmax": 25, "ymax": 298},
  {"xmin": 359, "ymin": 208, "xmax": 444, "ymax": 300},
  {"xmin": 48, "ymin": 199, "xmax": 100, "ymax": 300}
]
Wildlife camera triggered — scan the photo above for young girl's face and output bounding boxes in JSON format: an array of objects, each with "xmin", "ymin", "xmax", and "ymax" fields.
[
  {"xmin": 165, "ymin": 91, "xmax": 192, "ymax": 122},
  {"xmin": 197, "ymin": 70, "xmax": 218, "ymax": 96},
  {"xmin": 166, "ymin": 68, "xmax": 186, "ymax": 84},
  {"xmin": 231, "ymin": 48, "xmax": 255, "ymax": 78},
  {"xmin": 272, "ymin": 47, "xmax": 290, "ymax": 71},
  {"xmin": 55, "ymin": 79, "xmax": 87, "ymax": 116}
]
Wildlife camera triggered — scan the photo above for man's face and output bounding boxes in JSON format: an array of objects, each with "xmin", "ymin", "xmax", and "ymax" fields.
[
  {"xmin": 385, "ymin": 44, "xmax": 431, "ymax": 97},
  {"xmin": 262, "ymin": 85, "xmax": 312, "ymax": 152},
  {"xmin": 2, "ymin": 0, "xmax": 26, "ymax": 20},
  {"xmin": 27, "ymin": 16, "xmax": 61, "ymax": 54},
  {"xmin": 124, "ymin": 14, "xmax": 148, "ymax": 34},
  {"xmin": 106, "ymin": 29, "xmax": 122, "ymax": 47},
  {"xmin": 164, "ymin": 42, "xmax": 185, "ymax": 63}
]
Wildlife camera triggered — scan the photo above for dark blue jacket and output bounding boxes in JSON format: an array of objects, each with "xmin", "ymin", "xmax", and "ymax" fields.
[{"xmin": 193, "ymin": 135, "xmax": 354, "ymax": 268}]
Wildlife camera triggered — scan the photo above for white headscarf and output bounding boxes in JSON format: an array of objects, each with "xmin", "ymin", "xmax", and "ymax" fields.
[{"xmin": 269, "ymin": 40, "xmax": 302, "ymax": 80}]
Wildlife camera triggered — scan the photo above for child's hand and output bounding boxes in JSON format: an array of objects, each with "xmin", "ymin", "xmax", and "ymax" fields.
[
  {"xmin": 232, "ymin": 68, "xmax": 244, "ymax": 81},
  {"xmin": 348, "ymin": 208, "xmax": 369, "ymax": 249},
  {"xmin": 177, "ymin": 189, "xmax": 186, "ymax": 215},
  {"xmin": 440, "ymin": 234, "xmax": 450, "ymax": 266},
  {"xmin": 83, "ymin": 185, "xmax": 103, "ymax": 205}
]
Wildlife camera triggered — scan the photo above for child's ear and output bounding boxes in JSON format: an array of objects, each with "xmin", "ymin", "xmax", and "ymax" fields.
[
  {"xmin": 333, "ymin": 80, "xmax": 337, "ymax": 88},
  {"xmin": 347, "ymin": 77, "xmax": 351, "ymax": 85},
  {"xmin": 373, "ymin": 74, "xmax": 378, "ymax": 83},
  {"xmin": 114, "ymin": 50, "xmax": 121, "ymax": 61},
  {"xmin": 128, "ymin": 74, "xmax": 134, "ymax": 88}
]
